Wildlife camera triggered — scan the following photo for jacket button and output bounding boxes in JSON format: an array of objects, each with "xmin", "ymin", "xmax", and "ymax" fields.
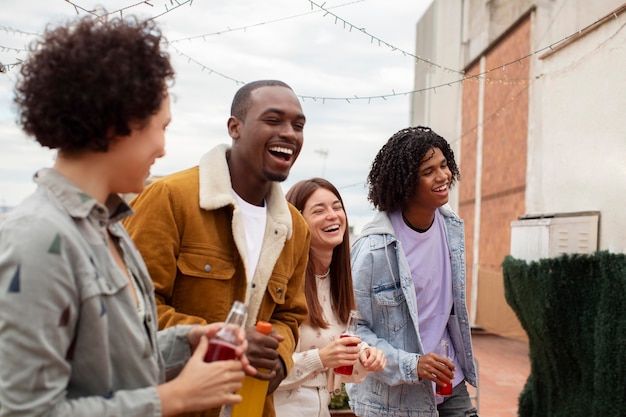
[{"xmin": 204, "ymin": 264, "xmax": 211, "ymax": 272}]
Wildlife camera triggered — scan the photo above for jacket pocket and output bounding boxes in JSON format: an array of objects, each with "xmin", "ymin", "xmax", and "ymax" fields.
[
  {"xmin": 372, "ymin": 284, "xmax": 410, "ymax": 333},
  {"xmin": 266, "ymin": 275, "xmax": 288, "ymax": 305},
  {"xmin": 177, "ymin": 250, "xmax": 235, "ymax": 280},
  {"xmin": 171, "ymin": 249, "xmax": 239, "ymax": 322}
]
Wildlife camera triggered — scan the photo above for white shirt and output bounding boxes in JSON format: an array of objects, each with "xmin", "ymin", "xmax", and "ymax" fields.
[{"xmin": 233, "ymin": 191, "xmax": 266, "ymax": 283}]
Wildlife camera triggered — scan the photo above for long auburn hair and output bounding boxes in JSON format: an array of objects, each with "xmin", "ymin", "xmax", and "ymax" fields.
[{"xmin": 286, "ymin": 178, "xmax": 356, "ymax": 328}]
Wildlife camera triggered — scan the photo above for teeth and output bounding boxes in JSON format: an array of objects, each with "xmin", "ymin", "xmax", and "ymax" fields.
[
  {"xmin": 269, "ymin": 146, "xmax": 293, "ymax": 155},
  {"xmin": 323, "ymin": 225, "xmax": 340, "ymax": 232},
  {"xmin": 434, "ymin": 184, "xmax": 448, "ymax": 192}
]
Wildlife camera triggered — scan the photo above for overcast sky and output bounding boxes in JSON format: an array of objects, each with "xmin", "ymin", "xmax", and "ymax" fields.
[{"xmin": 0, "ymin": 0, "xmax": 434, "ymax": 233}]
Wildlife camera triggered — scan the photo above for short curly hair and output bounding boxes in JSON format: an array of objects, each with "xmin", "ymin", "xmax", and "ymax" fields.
[
  {"xmin": 230, "ymin": 80, "xmax": 292, "ymax": 121},
  {"xmin": 367, "ymin": 126, "xmax": 460, "ymax": 212},
  {"xmin": 14, "ymin": 16, "xmax": 174, "ymax": 153}
]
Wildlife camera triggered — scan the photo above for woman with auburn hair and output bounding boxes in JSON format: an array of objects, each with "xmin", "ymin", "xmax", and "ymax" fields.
[{"xmin": 274, "ymin": 178, "xmax": 386, "ymax": 417}]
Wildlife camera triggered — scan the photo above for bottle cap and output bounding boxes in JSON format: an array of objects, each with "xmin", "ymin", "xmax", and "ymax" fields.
[{"xmin": 256, "ymin": 321, "xmax": 272, "ymax": 335}]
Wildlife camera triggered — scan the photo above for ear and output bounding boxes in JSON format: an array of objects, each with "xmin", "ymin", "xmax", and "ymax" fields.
[{"xmin": 227, "ymin": 116, "xmax": 242, "ymax": 140}]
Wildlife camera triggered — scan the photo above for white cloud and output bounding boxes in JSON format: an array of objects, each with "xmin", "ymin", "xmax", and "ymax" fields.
[{"xmin": 0, "ymin": 0, "xmax": 433, "ymax": 233}]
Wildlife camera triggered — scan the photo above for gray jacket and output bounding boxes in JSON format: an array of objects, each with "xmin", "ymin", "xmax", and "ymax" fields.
[
  {"xmin": 0, "ymin": 168, "xmax": 192, "ymax": 417},
  {"xmin": 347, "ymin": 205, "xmax": 477, "ymax": 417}
]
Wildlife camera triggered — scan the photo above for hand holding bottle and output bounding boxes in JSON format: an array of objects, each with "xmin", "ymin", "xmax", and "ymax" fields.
[
  {"xmin": 319, "ymin": 335, "xmax": 361, "ymax": 370},
  {"xmin": 205, "ymin": 301, "xmax": 247, "ymax": 363},
  {"xmin": 334, "ymin": 310, "xmax": 362, "ymax": 376},
  {"xmin": 188, "ymin": 323, "xmax": 255, "ymax": 376},
  {"xmin": 157, "ymin": 333, "xmax": 246, "ymax": 416},
  {"xmin": 243, "ymin": 324, "xmax": 282, "ymax": 381},
  {"xmin": 435, "ymin": 340, "xmax": 453, "ymax": 396}
]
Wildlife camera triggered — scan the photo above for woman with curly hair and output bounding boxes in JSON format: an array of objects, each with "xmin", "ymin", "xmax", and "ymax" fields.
[
  {"xmin": 0, "ymin": 16, "xmax": 250, "ymax": 416},
  {"xmin": 274, "ymin": 178, "xmax": 386, "ymax": 417},
  {"xmin": 347, "ymin": 127, "xmax": 479, "ymax": 417}
]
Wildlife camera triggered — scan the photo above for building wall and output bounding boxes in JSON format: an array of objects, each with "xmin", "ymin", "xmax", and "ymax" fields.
[
  {"xmin": 479, "ymin": 17, "xmax": 530, "ymax": 271},
  {"xmin": 529, "ymin": 6, "xmax": 626, "ymax": 253},
  {"xmin": 457, "ymin": 16, "xmax": 529, "ymax": 334}
]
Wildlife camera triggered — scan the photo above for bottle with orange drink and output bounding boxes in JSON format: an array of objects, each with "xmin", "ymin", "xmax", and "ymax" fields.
[{"xmin": 231, "ymin": 321, "xmax": 273, "ymax": 417}]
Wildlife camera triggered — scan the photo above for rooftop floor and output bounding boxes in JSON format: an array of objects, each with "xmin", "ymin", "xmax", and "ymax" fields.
[{"xmin": 469, "ymin": 330, "xmax": 530, "ymax": 417}]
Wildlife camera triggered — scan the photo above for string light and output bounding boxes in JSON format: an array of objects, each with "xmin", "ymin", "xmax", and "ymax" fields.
[
  {"xmin": 169, "ymin": 45, "xmax": 245, "ymax": 85},
  {"xmin": 0, "ymin": 45, "xmax": 28, "ymax": 54},
  {"xmin": 151, "ymin": 0, "xmax": 193, "ymax": 20},
  {"xmin": 3, "ymin": 0, "xmax": 624, "ymax": 105},
  {"xmin": 169, "ymin": 0, "xmax": 364, "ymax": 44},
  {"xmin": 62, "ymin": 0, "xmax": 189, "ymax": 20},
  {"xmin": 307, "ymin": 0, "xmax": 465, "ymax": 75},
  {"xmin": 0, "ymin": 25, "xmax": 39, "ymax": 37},
  {"xmin": 0, "ymin": 60, "xmax": 23, "ymax": 73},
  {"xmin": 453, "ymin": 75, "xmax": 541, "ymax": 145},
  {"xmin": 169, "ymin": 3, "xmax": 621, "ymax": 101}
]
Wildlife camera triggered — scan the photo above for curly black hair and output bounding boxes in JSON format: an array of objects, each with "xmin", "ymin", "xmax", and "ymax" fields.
[
  {"xmin": 14, "ymin": 15, "xmax": 174, "ymax": 153},
  {"xmin": 367, "ymin": 126, "xmax": 460, "ymax": 212}
]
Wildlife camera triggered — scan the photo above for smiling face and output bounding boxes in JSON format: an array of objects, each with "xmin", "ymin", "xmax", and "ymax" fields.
[
  {"xmin": 108, "ymin": 93, "xmax": 171, "ymax": 194},
  {"xmin": 408, "ymin": 146, "xmax": 452, "ymax": 212},
  {"xmin": 228, "ymin": 85, "xmax": 305, "ymax": 202},
  {"xmin": 301, "ymin": 187, "xmax": 347, "ymax": 253}
]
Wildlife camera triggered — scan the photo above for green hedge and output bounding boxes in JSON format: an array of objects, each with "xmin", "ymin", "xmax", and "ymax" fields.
[{"xmin": 503, "ymin": 251, "xmax": 626, "ymax": 417}]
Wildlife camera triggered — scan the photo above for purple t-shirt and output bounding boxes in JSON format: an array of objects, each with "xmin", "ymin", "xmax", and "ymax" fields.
[{"xmin": 390, "ymin": 210, "xmax": 464, "ymax": 396}]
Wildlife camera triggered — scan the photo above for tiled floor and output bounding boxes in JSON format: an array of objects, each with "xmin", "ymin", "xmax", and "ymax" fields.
[{"xmin": 468, "ymin": 330, "xmax": 530, "ymax": 417}]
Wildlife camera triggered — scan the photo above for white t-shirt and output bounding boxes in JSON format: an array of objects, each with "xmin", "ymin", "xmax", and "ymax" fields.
[{"xmin": 233, "ymin": 191, "xmax": 266, "ymax": 283}]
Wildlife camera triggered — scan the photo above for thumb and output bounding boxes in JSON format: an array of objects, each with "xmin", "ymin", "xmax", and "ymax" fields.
[{"xmin": 193, "ymin": 334, "xmax": 209, "ymax": 361}]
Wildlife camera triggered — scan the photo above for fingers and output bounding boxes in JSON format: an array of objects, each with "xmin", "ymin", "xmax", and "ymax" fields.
[
  {"xmin": 192, "ymin": 334, "xmax": 209, "ymax": 360},
  {"xmin": 417, "ymin": 353, "xmax": 455, "ymax": 384},
  {"xmin": 244, "ymin": 327, "xmax": 283, "ymax": 380},
  {"xmin": 319, "ymin": 338, "xmax": 361, "ymax": 369},
  {"xmin": 360, "ymin": 348, "xmax": 386, "ymax": 372},
  {"xmin": 171, "ymin": 350, "xmax": 246, "ymax": 412},
  {"xmin": 270, "ymin": 329, "xmax": 285, "ymax": 342}
]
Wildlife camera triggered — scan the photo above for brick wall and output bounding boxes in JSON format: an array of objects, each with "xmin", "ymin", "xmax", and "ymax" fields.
[{"xmin": 459, "ymin": 16, "xmax": 530, "ymax": 334}]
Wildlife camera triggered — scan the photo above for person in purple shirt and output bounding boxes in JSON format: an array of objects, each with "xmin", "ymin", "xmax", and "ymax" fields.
[{"xmin": 347, "ymin": 126, "xmax": 478, "ymax": 417}]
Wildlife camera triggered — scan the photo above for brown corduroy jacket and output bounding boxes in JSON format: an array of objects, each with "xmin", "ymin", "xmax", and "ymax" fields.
[{"xmin": 123, "ymin": 144, "xmax": 310, "ymax": 417}]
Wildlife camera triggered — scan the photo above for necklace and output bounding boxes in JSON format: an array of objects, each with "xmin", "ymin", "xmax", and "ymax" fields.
[{"xmin": 314, "ymin": 269, "xmax": 330, "ymax": 279}]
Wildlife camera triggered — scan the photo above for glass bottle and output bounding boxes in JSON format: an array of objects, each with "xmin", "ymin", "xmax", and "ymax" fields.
[
  {"xmin": 334, "ymin": 310, "xmax": 361, "ymax": 376},
  {"xmin": 436, "ymin": 339, "xmax": 453, "ymax": 396},
  {"xmin": 204, "ymin": 300, "xmax": 247, "ymax": 362}
]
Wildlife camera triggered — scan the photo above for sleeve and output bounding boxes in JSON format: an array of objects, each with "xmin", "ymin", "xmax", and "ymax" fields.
[
  {"xmin": 276, "ymin": 347, "xmax": 325, "ymax": 390},
  {"xmin": 271, "ymin": 213, "xmax": 310, "ymax": 376},
  {"xmin": 0, "ymin": 217, "xmax": 162, "ymax": 417},
  {"xmin": 158, "ymin": 325, "xmax": 193, "ymax": 381},
  {"xmin": 350, "ymin": 235, "xmax": 420, "ymax": 387},
  {"xmin": 123, "ymin": 180, "xmax": 207, "ymax": 328}
]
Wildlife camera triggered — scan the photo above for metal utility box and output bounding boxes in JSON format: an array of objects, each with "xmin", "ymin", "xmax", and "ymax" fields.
[{"xmin": 510, "ymin": 211, "xmax": 600, "ymax": 262}]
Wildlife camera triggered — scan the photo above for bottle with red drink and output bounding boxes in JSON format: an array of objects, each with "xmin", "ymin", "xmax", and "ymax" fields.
[
  {"xmin": 334, "ymin": 310, "xmax": 361, "ymax": 376},
  {"xmin": 204, "ymin": 300, "xmax": 247, "ymax": 363},
  {"xmin": 436, "ymin": 339, "xmax": 453, "ymax": 396}
]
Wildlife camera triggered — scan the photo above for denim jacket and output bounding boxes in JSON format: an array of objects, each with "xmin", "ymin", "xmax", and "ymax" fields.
[{"xmin": 347, "ymin": 205, "xmax": 477, "ymax": 417}]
